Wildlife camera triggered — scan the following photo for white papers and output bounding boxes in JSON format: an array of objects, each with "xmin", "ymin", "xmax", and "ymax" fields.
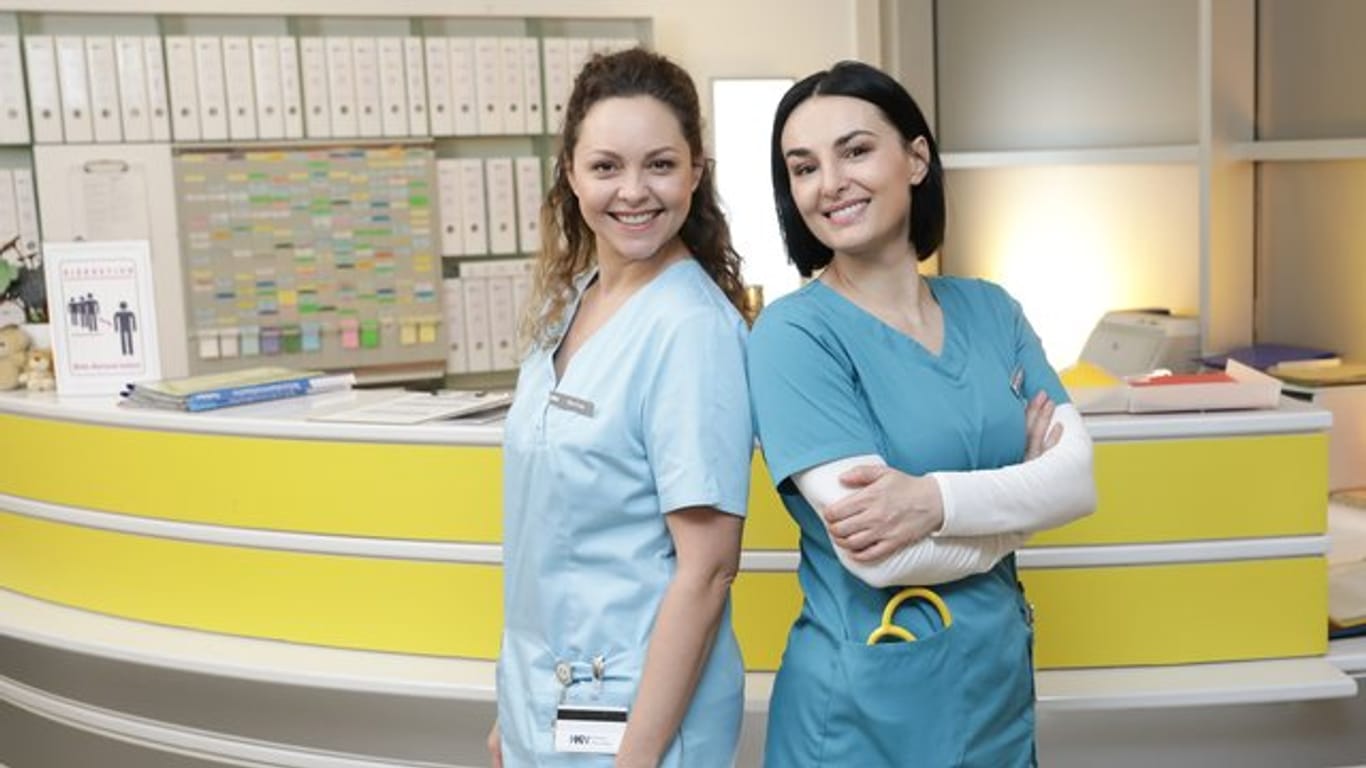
[
  {"xmin": 0, "ymin": 35, "xmax": 30, "ymax": 144},
  {"xmin": 310, "ymin": 389, "xmax": 512, "ymax": 424}
]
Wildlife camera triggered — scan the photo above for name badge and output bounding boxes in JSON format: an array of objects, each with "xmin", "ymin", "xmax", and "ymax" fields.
[
  {"xmin": 553, "ymin": 706, "xmax": 627, "ymax": 754},
  {"xmin": 548, "ymin": 390, "xmax": 595, "ymax": 417}
]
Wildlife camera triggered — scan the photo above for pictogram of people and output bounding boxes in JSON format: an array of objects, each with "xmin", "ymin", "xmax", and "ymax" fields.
[{"xmin": 112, "ymin": 301, "xmax": 137, "ymax": 356}]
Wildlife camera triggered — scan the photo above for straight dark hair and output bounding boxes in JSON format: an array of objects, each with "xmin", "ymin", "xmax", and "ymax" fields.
[{"xmin": 770, "ymin": 60, "xmax": 946, "ymax": 276}]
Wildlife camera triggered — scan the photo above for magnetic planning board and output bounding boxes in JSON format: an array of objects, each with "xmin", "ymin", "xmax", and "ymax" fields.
[{"xmin": 173, "ymin": 143, "xmax": 444, "ymax": 374}]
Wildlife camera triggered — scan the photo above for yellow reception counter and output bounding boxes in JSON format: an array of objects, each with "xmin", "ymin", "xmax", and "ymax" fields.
[{"xmin": 0, "ymin": 389, "xmax": 1362, "ymax": 767}]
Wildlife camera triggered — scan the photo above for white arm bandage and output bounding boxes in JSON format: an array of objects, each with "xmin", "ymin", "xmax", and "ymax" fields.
[
  {"xmin": 794, "ymin": 455, "xmax": 1028, "ymax": 588},
  {"xmin": 931, "ymin": 403, "xmax": 1096, "ymax": 538}
]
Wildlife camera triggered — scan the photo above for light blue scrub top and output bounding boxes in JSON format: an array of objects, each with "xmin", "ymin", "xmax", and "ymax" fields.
[
  {"xmin": 498, "ymin": 258, "xmax": 752, "ymax": 767},
  {"xmin": 748, "ymin": 276, "xmax": 1068, "ymax": 768}
]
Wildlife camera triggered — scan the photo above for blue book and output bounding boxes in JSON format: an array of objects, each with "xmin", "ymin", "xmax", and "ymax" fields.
[
  {"xmin": 124, "ymin": 367, "xmax": 354, "ymax": 412},
  {"xmin": 1200, "ymin": 343, "xmax": 1338, "ymax": 371}
]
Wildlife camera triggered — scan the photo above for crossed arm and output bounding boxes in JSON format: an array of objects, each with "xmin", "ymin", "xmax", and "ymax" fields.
[{"xmin": 794, "ymin": 393, "xmax": 1096, "ymax": 588}]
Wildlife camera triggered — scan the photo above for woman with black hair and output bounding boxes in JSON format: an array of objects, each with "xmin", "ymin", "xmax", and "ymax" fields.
[{"xmin": 748, "ymin": 61, "xmax": 1096, "ymax": 766}]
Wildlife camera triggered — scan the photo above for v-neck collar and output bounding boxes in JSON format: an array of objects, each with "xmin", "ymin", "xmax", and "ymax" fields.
[
  {"xmin": 547, "ymin": 258, "xmax": 695, "ymax": 387},
  {"xmin": 809, "ymin": 276, "xmax": 966, "ymax": 377}
]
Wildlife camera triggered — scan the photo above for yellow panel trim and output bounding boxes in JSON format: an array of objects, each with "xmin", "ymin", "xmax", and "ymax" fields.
[
  {"xmin": 732, "ymin": 571, "xmax": 803, "ymax": 671},
  {"xmin": 742, "ymin": 454, "xmax": 800, "ymax": 550},
  {"xmin": 0, "ymin": 413, "xmax": 503, "ymax": 542},
  {"xmin": 1033, "ymin": 434, "xmax": 1327, "ymax": 546},
  {"xmin": 1022, "ymin": 557, "xmax": 1327, "ymax": 669}
]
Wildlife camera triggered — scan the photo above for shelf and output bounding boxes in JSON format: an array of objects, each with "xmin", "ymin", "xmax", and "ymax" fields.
[
  {"xmin": 941, "ymin": 144, "xmax": 1198, "ymax": 169},
  {"xmin": 1230, "ymin": 138, "xmax": 1366, "ymax": 162},
  {"xmin": 1329, "ymin": 636, "xmax": 1366, "ymax": 675},
  {"xmin": 1035, "ymin": 658, "xmax": 1357, "ymax": 711}
]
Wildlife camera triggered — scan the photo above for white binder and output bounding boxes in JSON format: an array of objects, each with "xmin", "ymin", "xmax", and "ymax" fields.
[
  {"xmin": 193, "ymin": 36, "xmax": 228, "ymax": 141},
  {"xmin": 436, "ymin": 158, "xmax": 464, "ymax": 257},
  {"xmin": 566, "ymin": 38, "xmax": 592, "ymax": 88},
  {"xmin": 447, "ymin": 38, "xmax": 478, "ymax": 136},
  {"xmin": 0, "ymin": 36, "xmax": 30, "ymax": 144},
  {"xmin": 484, "ymin": 157, "xmax": 517, "ymax": 255},
  {"xmin": 114, "ymin": 37, "xmax": 150, "ymax": 142},
  {"xmin": 457, "ymin": 157, "xmax": 488, "ymax": 256},
  {"xmin": 24, "ymin": 36, "xmax": 62, "ymax": 144},
  {"xmin": 515, "ymin": 155, "xmax": 543, "ymax": 254},
  {"xmin": 472, "ymin": 37, "xmax": 502, "ymax": 135},
  {"xmin": 541, "ymin": 38, "xmax": 569, "ymax": 135},
  {"xmin": 460, "ymin": 269, "xmax": 493, "ymax": 373},
  {"xmin": 442, "ymin": 277, "xmax": 468, "ymax": 374},
  {"xmin": 0, "ymin": 171, "xmax": 17, "ymax": 238},
  {"xmin": 350, "ymin": 37, "xmax": 381, "ymax": 137},
  {"xmin": 377, "ymin": 37, "xmax": 408, "ymax": 137},
  {"xmin": 277, "ymin": 37, "xmax": 304, "ymax": 139},
  {"xmin": 423, "ymin": 37, "xmax": 452, "ymax": 136},
  {"xmin": 486, "ymin": 270, "xmax": 517, "ymax": 371},
  {"xmin": 324, "ymin": 36, "xmax": 357, "ymax": 137},
  {"xmin": 403, "ymin": 37, "xmax": 428, "ymax": 136},
  {"xmin": 510, "ymin": 257, "xmax": 534, "ymax": 325},
  {"xmin": 221, "ymin": 36, "xmax": 257, "ymax": 141},
  {"xmin": 142, "ymin": 37, "xmax": 172, "ymax": 141},
  {"xmin": 12, "ymin": 169, "xmax": 39, "ymax": 256},
  {"xmin": 299, "ymin": 38, "xmax": 330, "ymax": 138},
  {"xmin": 498, "ymin": 37, "xmax": 526, "ymax": 135},
  {"xmin": 521, "ymin": 37, "xmax": 544, "ymax": 136},
  {"xmin": 84, "ymin": 37, "xmax": 123, "ymax": 143},
  {"xmin": 251, "ymin": 37, "xmax": 284, "ymax": 140},
  {"xmin": 56, "ymin": 36, "xmax": 94, "ymax": 143}
]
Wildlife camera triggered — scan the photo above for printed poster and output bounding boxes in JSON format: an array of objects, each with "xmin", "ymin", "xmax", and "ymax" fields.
[{"xmin": 43, "ymin": 240, "xmax": 161, "ymax": 395}]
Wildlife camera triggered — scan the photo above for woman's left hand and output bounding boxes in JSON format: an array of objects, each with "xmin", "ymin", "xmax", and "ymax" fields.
[{"xmin": 821, "ymin": 465, "xmax": 944, "ymax": 562}]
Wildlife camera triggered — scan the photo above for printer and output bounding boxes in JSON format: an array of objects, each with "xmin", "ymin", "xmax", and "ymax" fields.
[{"xmin": 1078, "ymin": 309, "xmax": 1201, "ymax": 376}]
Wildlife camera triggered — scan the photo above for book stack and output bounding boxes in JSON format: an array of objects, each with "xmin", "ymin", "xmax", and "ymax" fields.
[{"xmin": 122, "ymin": 367, "xmax": 355, "ymax": 412}]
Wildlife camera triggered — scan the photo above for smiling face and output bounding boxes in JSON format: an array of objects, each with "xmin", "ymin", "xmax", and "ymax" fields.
[
  {"xmin": 779, "ymin": 94, "xmax": 929, "ymax": 261},
  {"xmin": 567, "ymin": 95, "xmax": 701, "ymax": 268}
]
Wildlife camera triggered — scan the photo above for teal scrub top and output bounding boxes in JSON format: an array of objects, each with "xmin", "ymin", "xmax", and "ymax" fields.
[
  {"xmin": 747, "ymin": 276, "xmax": 1067, "ymax": 768},
  {"xmin": 497, "ymin": 258, "xmax": 752, "ymax": 767}
]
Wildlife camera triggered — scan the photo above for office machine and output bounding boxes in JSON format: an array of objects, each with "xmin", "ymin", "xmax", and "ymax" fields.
[{"xmin": 1079, "ymin": 309, "xmax": 1200, "ymax": 376}]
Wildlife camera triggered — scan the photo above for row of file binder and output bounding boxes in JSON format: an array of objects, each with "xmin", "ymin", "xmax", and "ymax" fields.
[
  {"xmin": 12, "ymin": 34, "xmax": 637, "ymax": 145},
  {"xmin": 436, "ymin": 156, "xmax": 544, "ymax": 258},
  {"xmin": 444, "ymin": 259, "xmax": 533, "ymax": 374}
]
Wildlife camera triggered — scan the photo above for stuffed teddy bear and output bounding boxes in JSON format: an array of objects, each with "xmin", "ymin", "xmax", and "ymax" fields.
[
  {"xmin": 0, "ymin": 324, "xmax": 30, "ymax": 391},
  {"xmin": 18, "ymin": 347, "xmax": 55, "ymax": 392}
]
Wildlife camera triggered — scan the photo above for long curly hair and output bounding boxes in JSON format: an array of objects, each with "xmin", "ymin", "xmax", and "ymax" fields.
[{"xmin": 524, "ymin": 48, "xmax": 745, "ymax": 347}]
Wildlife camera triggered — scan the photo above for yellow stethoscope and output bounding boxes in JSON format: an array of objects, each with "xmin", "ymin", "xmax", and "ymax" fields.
[{"xmin": 866, "ymin": 587, "xmax": 954, "ymax": 645}]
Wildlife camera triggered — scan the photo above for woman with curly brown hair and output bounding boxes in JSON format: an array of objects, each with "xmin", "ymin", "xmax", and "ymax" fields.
[{"xmin": 490, "ymin": 48, "xmax": 752, "ymax": 768}]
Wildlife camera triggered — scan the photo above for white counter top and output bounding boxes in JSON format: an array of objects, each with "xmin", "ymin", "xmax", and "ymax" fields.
[{"xmin": 0, "ymin": 389, "xmax": 1330, "ymax": 445}]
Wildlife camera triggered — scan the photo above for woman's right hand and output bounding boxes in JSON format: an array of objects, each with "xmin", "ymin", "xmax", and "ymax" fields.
[
  {"xmin": 1023, "ymin": 391, "xmax": 1062, "ymax": 461},
  {"xmin": 488, "ymin": 722, "xmax": 503, "ymax": 768}
]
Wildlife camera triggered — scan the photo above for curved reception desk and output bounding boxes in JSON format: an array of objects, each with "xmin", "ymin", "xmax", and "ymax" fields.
[{"xmin": 1, "ymin": 390, "xmax": 1362, "ymax": 767}]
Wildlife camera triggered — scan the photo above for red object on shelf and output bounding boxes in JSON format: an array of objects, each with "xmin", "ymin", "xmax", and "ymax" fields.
[{"xmin": 1131, "ymin": 372, "xmax": 1236, "ymax": 387}]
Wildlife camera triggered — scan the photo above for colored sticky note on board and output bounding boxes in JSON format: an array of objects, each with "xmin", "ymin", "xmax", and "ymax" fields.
[
  {"xmin": 219, "ymin": 329, "xmax": 240, "ymax": 358},
  {"xmin": 341, "ymin": 326, "xmax": 360, "ymax": 349},
  {"xmin": 301, "ymin": 323, "xmax": 322, "ymax": 353},
  {"xmin": 241, "ymin": 326, "xmax": 261, "ymax": 356},
  {"xmin": 197, "ymin": 331, "xmax": 220, "ymax": 360},
  {"xmin": 418, "ymin": 320, "xmax": 437, "ymax": 344},
  {"xmin": 283, "ymin": 325, "xmax": 303, "ymax": 354},
  {"xmin": 261, "ymin": 328, "xmax": 282, "ymax": 355},
  {"xmin": 399, "ymin": 321, "xmax": 417, "ymax": 346},
  {"xmin": 361, "ymin": 320, "xmax": 380, "ymax": 349}
]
